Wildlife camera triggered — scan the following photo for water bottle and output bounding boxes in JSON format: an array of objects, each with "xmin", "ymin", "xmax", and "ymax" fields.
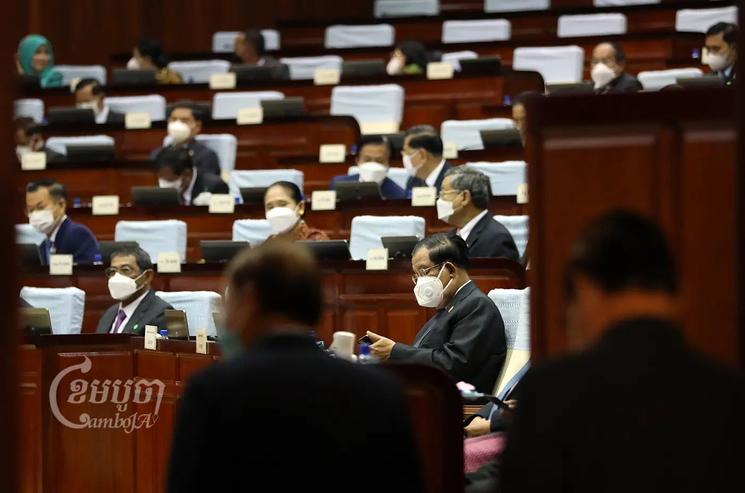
[
  {"xmin": 503, "ymin": 95, "xmax": 512, "ymax": 106},
  {"xmin": 358, "ymin": 342, "xmax": 377, "ymax": 364},
  {"xmin": 93, "ymin": 253, "xmax": 103, "ymax": 265},
  {"xmin": 73, "ymin": 197, "xmax": 82, "ymax": 208},
  {"xmin": 159, "ymin": 329, "xmax": 169, "ymax": 339},
  {"xmin": 691, "ymin": 48, "xmax": 701, "ymax": 60}
]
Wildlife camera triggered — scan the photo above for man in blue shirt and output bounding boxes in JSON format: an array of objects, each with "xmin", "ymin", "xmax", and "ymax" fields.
[{"xmin": 329, "ymin": 135, "xmax": 406, "ymax": 199}]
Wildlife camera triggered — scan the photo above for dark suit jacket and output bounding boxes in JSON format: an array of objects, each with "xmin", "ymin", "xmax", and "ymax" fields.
[
  {"xmin": 390, "ymin": 281, "xmax": 506, "ymax": 393},
  {"xmin": 258, "ymin": 55, "xmax": 282, "ymax": 68},
  {"xmin": 187, "ymin": 171, "xmax": 229, "ymax": 205},
  {"xmin": 716, "ymin": 63, "xmax": 736, "ymax": 86},
  {"xmin": 500, "ymin": 317, "xmax": 745, "ymax": 493},
  {"xmin": 95, "ymin": 290, "xmax": 173, "ymax": 335},
  {"xmin": 151, "ymin": 140, "xmax": 222, "ymax": 177},
  {"xmin": 105, "ymin": 109, "xmax": 125, "ymax": 125},
  {"xmin": 167, "ymin": 332, "xmax": 423, "ymax": 493},
  {"xmin": 456, "ymin": 213, "xmax": 519, "ymax": 261},
  {"xmin": 41, "ymin": 217, "xmax": 99, "ymax": 265},
  {"xmin": 596, "ymin": 72, "xmax": 643, "ymax": 94},
  {"xmin": 330, "ymin": 174, "xmax": 407, "ymax": 199},
  {"xmin": 405, "ymin": 160, "xmax": 453, "ymax": 197},
  {"xmin": 42, "ymin": 145, "xmax": 65, "ymax": 163}
]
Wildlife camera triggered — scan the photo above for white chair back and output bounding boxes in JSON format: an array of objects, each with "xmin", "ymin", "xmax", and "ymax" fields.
[
  {"xmin": 229, "ymin": 169, "xmax": 304, "ymax": 198},
  {"xmin": 487, "ymin": 287, "xmax": 530, "ymax": 396},
  {"xmin": 167, "ymin": 60, "xmax": 231, "ymax": 84},
  {"xmin": 594, "ymin": 0, "xmax": 659, "ymax": 6},
  {"xmin": 15, "ymin": 224, "xmax": 46, "ymax": 246},
  {"xmin": 374, "ymin": 0, "xmax": 439, "ymax": 17},
  {"xmin": 194, "ymin": 134, "xmax": 237, "ymax": 174},
  {"xmin": 441, "ymin": 118, "xmax": 514, "ymax": 151},
  {"xmin": 465, "ymin": 161, "xmax": 527, "ymax": 196},
  {"xmin": 46, "ymin": 135, "xmax": 115, "ymax": 156},
  {"xmin": 14, "ymin": 98, "xmax": 44, "ymax": 124},
  {"xmin": 155, "ymin": 291, "xmax": 222, "ymax": 337},
  {"xmin": 104, "ymin": 95, "xmax": 167, "ymax": 121},
  {"xmin": 211, "ymin": 91, "xmax": 284, "ymax": 120},
  {"xmin": 441, "ymin": 51, "xmax": 478, "ymax": 71},
  {"xmin": 115, "ymin": 220, "xmax": 187, "ymax": 262},
  {"xmin": 349, "ymin": 215, "xmax": 425, "ymax": 260},
  {"xmin": 55, "ymin": 65, "xmax": 107, "ymax": 85},
  {"xmin": 675, "ymin": 6, "xmax": 738, "ymax": 33},
  {"xmin": 484, "ymin": 0, "xmax": 549, "ymax": 13},
  {"xmin": 278, "ymin": 56, "xmax": 343, "ymax": 80},
  {"xmin": 557, "ymin": 13, "xmax": 628, "ymax": 38},
  {"xmin": 442, "ymin": 20, "xmax": 511, "ymax": 43},
  {"xmin": 493, "ymin": 215, "xmax": 529, "ymax": 259},
  {"xmin": 347, "ymin": 166, "xmax": 410, "ymax": 190},
  {"xmin": 331, "ymin": 84, "xmax": 405, "ymax": 134},
  {"xmin": 212, "ymin": 29, "xmax": 280, "ymax": 53},
  {"xmin": 513, "ymin": 45, "xmax": 585, "ymax": 84},
  {"xmin": 324, "ymin": 24, "xmax": 395, "ymax": 48},
  {"xmin": 232, "ymin": 219, "xmax": 274, "ymax": 246},
  {"xmin": 637, "ymin": 68, "xmax": 704, "ymax": 90},
  {"xmin": 20, "ymin": 286, "xmax": 86, "ymax": 335}
]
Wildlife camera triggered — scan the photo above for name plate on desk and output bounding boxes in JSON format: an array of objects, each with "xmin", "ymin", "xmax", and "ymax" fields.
[
  {"xmin": 196, "ymin": 329, "xmax": 207, "ymax": 355},
  {"xmin": 360, "ymin": 121, "xmax": 399, "ymax": 135},
  {"xmin": 125, "ymin": 112, "xmax": 152, "ymax": 129},
  {"xmin": 366, "ymin": 248, "xmax": 389, "ymax": 271},
  {"xmin": 443, "ymin": 141, "xmax": 459, "ymax": 159},
  {"xmin": 427, "ymin": 62, "xmax": 454, "ymax": 80},
  {"xmin": 49, "ymin": 254, "xmax": 73, "ymax": 275},
  {"xmin": 517, "ymin": 183, "xmax": 528, "ymax": 204},
  {"xmin": 21, "ymin": 152, "xmax": 47, "ymax": 171},
  {"xmin": 144, "ymin": 325, "xmax": 157, "ymax": 350},
  {"xmin": 311, "ymin": 190, "xmax": 337, "ymax": 211},
  {"xmin": 92, "ymin": 195, "xmax": 120, "ymax": 216},
  {"xmin": 237, "ymin": 107, "xmax": 263, "ymax": 125},
  {"xmin": 411, "ymin": 186, "xmax": 437, "ymax": 207},
  {"xmin": 208, "ymin": 194, "xmax": 235, "ymax": 214},
  {"xmin": 313, "ymin": 68, "xmax": 340, "ymax": 86},
  {"xmin": 209, "ymin": 72, "xmax": 236, "ymax": 89},
  {"xmin": 319, "ymin": 144, "xmax": 346, "ymax": 163},
  {"xmin": 157, "ymin": 252, "xmax": 182, "ymax": 273}
]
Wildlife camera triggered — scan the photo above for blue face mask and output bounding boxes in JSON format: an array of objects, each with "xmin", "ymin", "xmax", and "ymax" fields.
[{"xmin": 217, "ymin": 328, "xmax": 245, "ymax": 360}]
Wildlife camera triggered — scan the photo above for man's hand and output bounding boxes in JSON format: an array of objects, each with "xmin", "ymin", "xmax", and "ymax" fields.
[
  {"xmin": 366, "ymin": 331, "xmax": 395, "ymax": 360},
  {"xmin": 465, "ymin": 416, "xmax": 491, "ymax": 438}
]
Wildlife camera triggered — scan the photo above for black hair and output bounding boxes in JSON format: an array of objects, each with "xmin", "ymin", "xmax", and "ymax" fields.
[
  {"xmin": 265, "ymin": 181, "xmax": 304, "ymax": 205},
  {"xmin": 444, "ymin": 167, "xmax": 491, "ymax": 210},
  {"xmin": 408, "ymin": 132, "xmax": 443, "ymax": 157},
  {"xmin": 357, "ymin": 134, "xmax": 393, "ymax": 160},
  {"xmin": 404, "ymin": 124, "xmax": 436, "ymax": 138},
  {"xmin": 397, "ymin": 40, "xmax": 429, "ymax": 71},
  {"xmin": 26, "ymin": 179, "xmax": 67, "ymax": 201},
  {"xmin": 15, "ymin": 116, "xmax": 40, "ymax": 136},
  {"xmin": 242, "ymin": 29, "xmax": 266, "ymax": 57},
  {"xmin": 227, "ymin": 240, "xmax": 322, "ymax": 326},
  {"xmin": 168, "ymin": 99, "xmax": 205, "ymax": 122},
  {"xmin": 74, "ymin": 78, "xmax": 104, "ymax": 95},
  {"xmin": 155, "ymin": 147, "xmax": 194, "ymax": 176},
  {"xmin": 110, "ymin": 245, "xmax": 153, "ymax": 272},
  {"xmin": 565, "ymin": 210, "xmax": 678, "ymax": 298},
  {"xmin": 706, "ymin": 22, "xmax": 738, "ymax": 45},
  {"xmin": 136, "ymin": 38, "xmax": 168, "ymax": 69},
  {"xmin": 413, "ymin": 233, "xmax": 470, "ymax": 269},
  {"xmin": 513, "ymin": 90, "xmax": 543, "ymax": 107}
]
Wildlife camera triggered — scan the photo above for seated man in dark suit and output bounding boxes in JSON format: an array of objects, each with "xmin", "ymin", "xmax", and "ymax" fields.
[
  {"xmin": 25, "ymin": 179, "xmax": 99, "ymax": 265},
  {"xmin": 591, "ymin": 42, "xmax": 642, "ymax": 94},
  {"xmin": 403, "ymin": 132, "xmax": 452, "ymax": 197},
  {"xmin": 167, "ymin": 241, "xmax": 423, "ymax": 493},
  {"xmin": 74, "ymin": 78, "xmax": 125, "ymax": 125},
  {"xmin": 150, "ymin": 100, "xmax": 221, "ymax": 177},
  {"xmin": 367, "ymin": 234, "xmax": 506, "ymax": 393},
  {"xmin": 15, "ymin": 117, "xmax": 64, "ymax": 163},
  {"xmin": 704, "ymin": 22, "xmax": 737, "ymax": 86},
  {"xmin": 500, "ymin": 210, "xmax": 745, "ymax": 492},
  {"xmin": 437, "ymin": 166, "xmax": 519, "ymax": 261},
  {"xmin": 156, "ymin": 146, "xmax": 229, "ymax": 206},
  {"xmin": 234, "ymin": 28, "xmax": 283, "ymax": 68},
  {"xmin": 96, "ymin": 245, "xmax": 173, "ymax": 335},
  {"xmin": 330, "ymin": 134, "xmax": 406, "ymax": 199}
]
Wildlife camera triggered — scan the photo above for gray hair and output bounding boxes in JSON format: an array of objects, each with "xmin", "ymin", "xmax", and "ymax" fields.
[
  {"xmin": 110, "ymin": 245, "xmax": 153, "ymax": 272},
  {"xmin": 444, "ymin": 166, "xmax": 491, "ymax": 210}
]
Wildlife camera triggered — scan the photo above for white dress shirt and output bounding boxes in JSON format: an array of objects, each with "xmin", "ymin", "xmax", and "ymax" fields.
[
  {"xmin": 457, "ymin": 210, "xmax": 489, "ymax": 242},
  {"xmin": 95, "ymin": 105, "xmax": 110, "ymax": 124},
  {"xmin": 425, "ymin": 159, "xmax": 446, "ymax": 187},
  {"xmin": 111, "ymin": 290, "xmax": 150, "ymax": 333},
  {"xmin": 48, "ymin": 215, "xmax": 68, "ymax": 252}
]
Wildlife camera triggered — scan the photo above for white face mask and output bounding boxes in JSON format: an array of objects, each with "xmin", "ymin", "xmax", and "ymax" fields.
[
  {"xmin": 591, "ymin": 63, "xmax": 616, "ymax": 89},
  {"xmin": 413, "ymin": 264, "xmax": 453, "ymax": 308},
  {"xmin": 16, "ymin": 145, "xmax": 32, "ymax": 161},
  {"xmin": 266, "ymin": 206, "xmax": 299, "ymax": 234},
  {"xmin": 108, "ymin": 272, "xmax": 145, "ymax": 301},
  {"xmin": 358, "ymin": 162, "xmax": 388, "ymax": 184},
  {"xmin": 158, "ymin": 177, "xmax": 182, "ymax": 190},
  {"xmin": 76, "ymin": 101, "xmax": 101, "ymax": 114},
  {"xmin": 28, "ymin": 209, "xmax": 57, "ymax": 235},
  {"xmin": 386, "ymin": 57, "xmax": 403, "ymax": 75},
  {"xmin": 126, "ymin": 57, "xmax": 141, "ymax": 70},
  {"xmin": 168, "ymin": 120, "xmax": 191, "ymax": 145},
  {"xmin": 436, "ymin": 197, "xmax": 456, "ymax": 223},
  {"xmin": 402, "ymin": 153, "xmax": 422, "ymax": 177},
  {"xmin": 707, "ymin": 52, "xmax": 731, "ymax": 72}
]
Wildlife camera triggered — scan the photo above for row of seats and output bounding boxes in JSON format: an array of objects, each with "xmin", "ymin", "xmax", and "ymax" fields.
[{"xmin": 16, "ymin": 213, "xmax": 529, "ymax": 261}]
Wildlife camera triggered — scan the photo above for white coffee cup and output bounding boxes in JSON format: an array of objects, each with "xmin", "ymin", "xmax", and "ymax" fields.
[{"xmin": 330, "ymin": 331, "xmax": 356, "ymax": 361}]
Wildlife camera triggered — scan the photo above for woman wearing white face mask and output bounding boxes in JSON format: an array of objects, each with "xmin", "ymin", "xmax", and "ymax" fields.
[
  {"xmin": 128, "ymin": 38, "xmax": 183, "ymax": 84},
  {"xmin": 264, "ymin": 181, "xmax": 329, "ymax": 241},
  {"xmin": 366, "ymin": 233, "xmax": 508, "ymax": 393},
  {"xmin": 386, "ymin": 40, "xmax": 429, "ymax": 76}
]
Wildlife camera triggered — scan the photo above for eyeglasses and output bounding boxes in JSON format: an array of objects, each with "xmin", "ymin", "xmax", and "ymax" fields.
[
  {"xmin": 411, "ymin": 262, "xmax": 446, "ymax": 285},
  {"xmin": 104, "ymin": 266, "xmax": 139, "ymax": 278}
]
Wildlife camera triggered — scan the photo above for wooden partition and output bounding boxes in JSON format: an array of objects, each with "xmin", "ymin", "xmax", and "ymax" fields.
[
  {"xmin": 525, "ymin": 87, "xmax": 741, "ymax": 367},
  {"xmin": 19, "ymin": 335, "xmax": 464, "ymax": 493},
  {"xmin": 21, "ymin": 258, "xmax": 525, "ymax": 342}
]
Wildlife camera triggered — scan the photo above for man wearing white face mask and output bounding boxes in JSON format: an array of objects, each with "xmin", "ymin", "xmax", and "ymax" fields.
[
  {"xmin": 402, "ymin": 132, "xmax": 453, "ymax": 198},
  {"xmin": 25, "ymin": 179, "xmax": 100, "ymax": 265},
  {"xmin": 150, "ymin": 101, "xmax": 222, "ymax": 177},
  {"xmin": 590, "ymin": 42, "xmax": 642, "ymax": 94},
  {"xmin": 704, "ymin": 23, "xmax": 737, "ymax": 86},
  {"xmin": 366, "ymin": 233, "xmax": 507, "ymax": 393},
  {"xmin": 156, "ymin": 147, "xmax": 228, "ymax": 206},
  {"xmin": 437, "ymin": 167, "xmax": 519, "ymax": 261},
  {"xmin": 73, "ymin": 78, "xmax": 124, "ymax": 125},
  {"xmin": 329, "ymin": 135, "xmax": 406, "ymax": 199},
  {"xmin": 95, "ymin": 246, "xmax": 173, "ymax": 335},
  {"xmin": 15, "ymin": 117, "xmax": 64, "ymax": 164}
]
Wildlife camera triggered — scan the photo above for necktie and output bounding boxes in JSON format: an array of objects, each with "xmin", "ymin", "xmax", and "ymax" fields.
[{"xmin": 112, "ymin": 309, "xmax": 127, "ymax": 334}]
